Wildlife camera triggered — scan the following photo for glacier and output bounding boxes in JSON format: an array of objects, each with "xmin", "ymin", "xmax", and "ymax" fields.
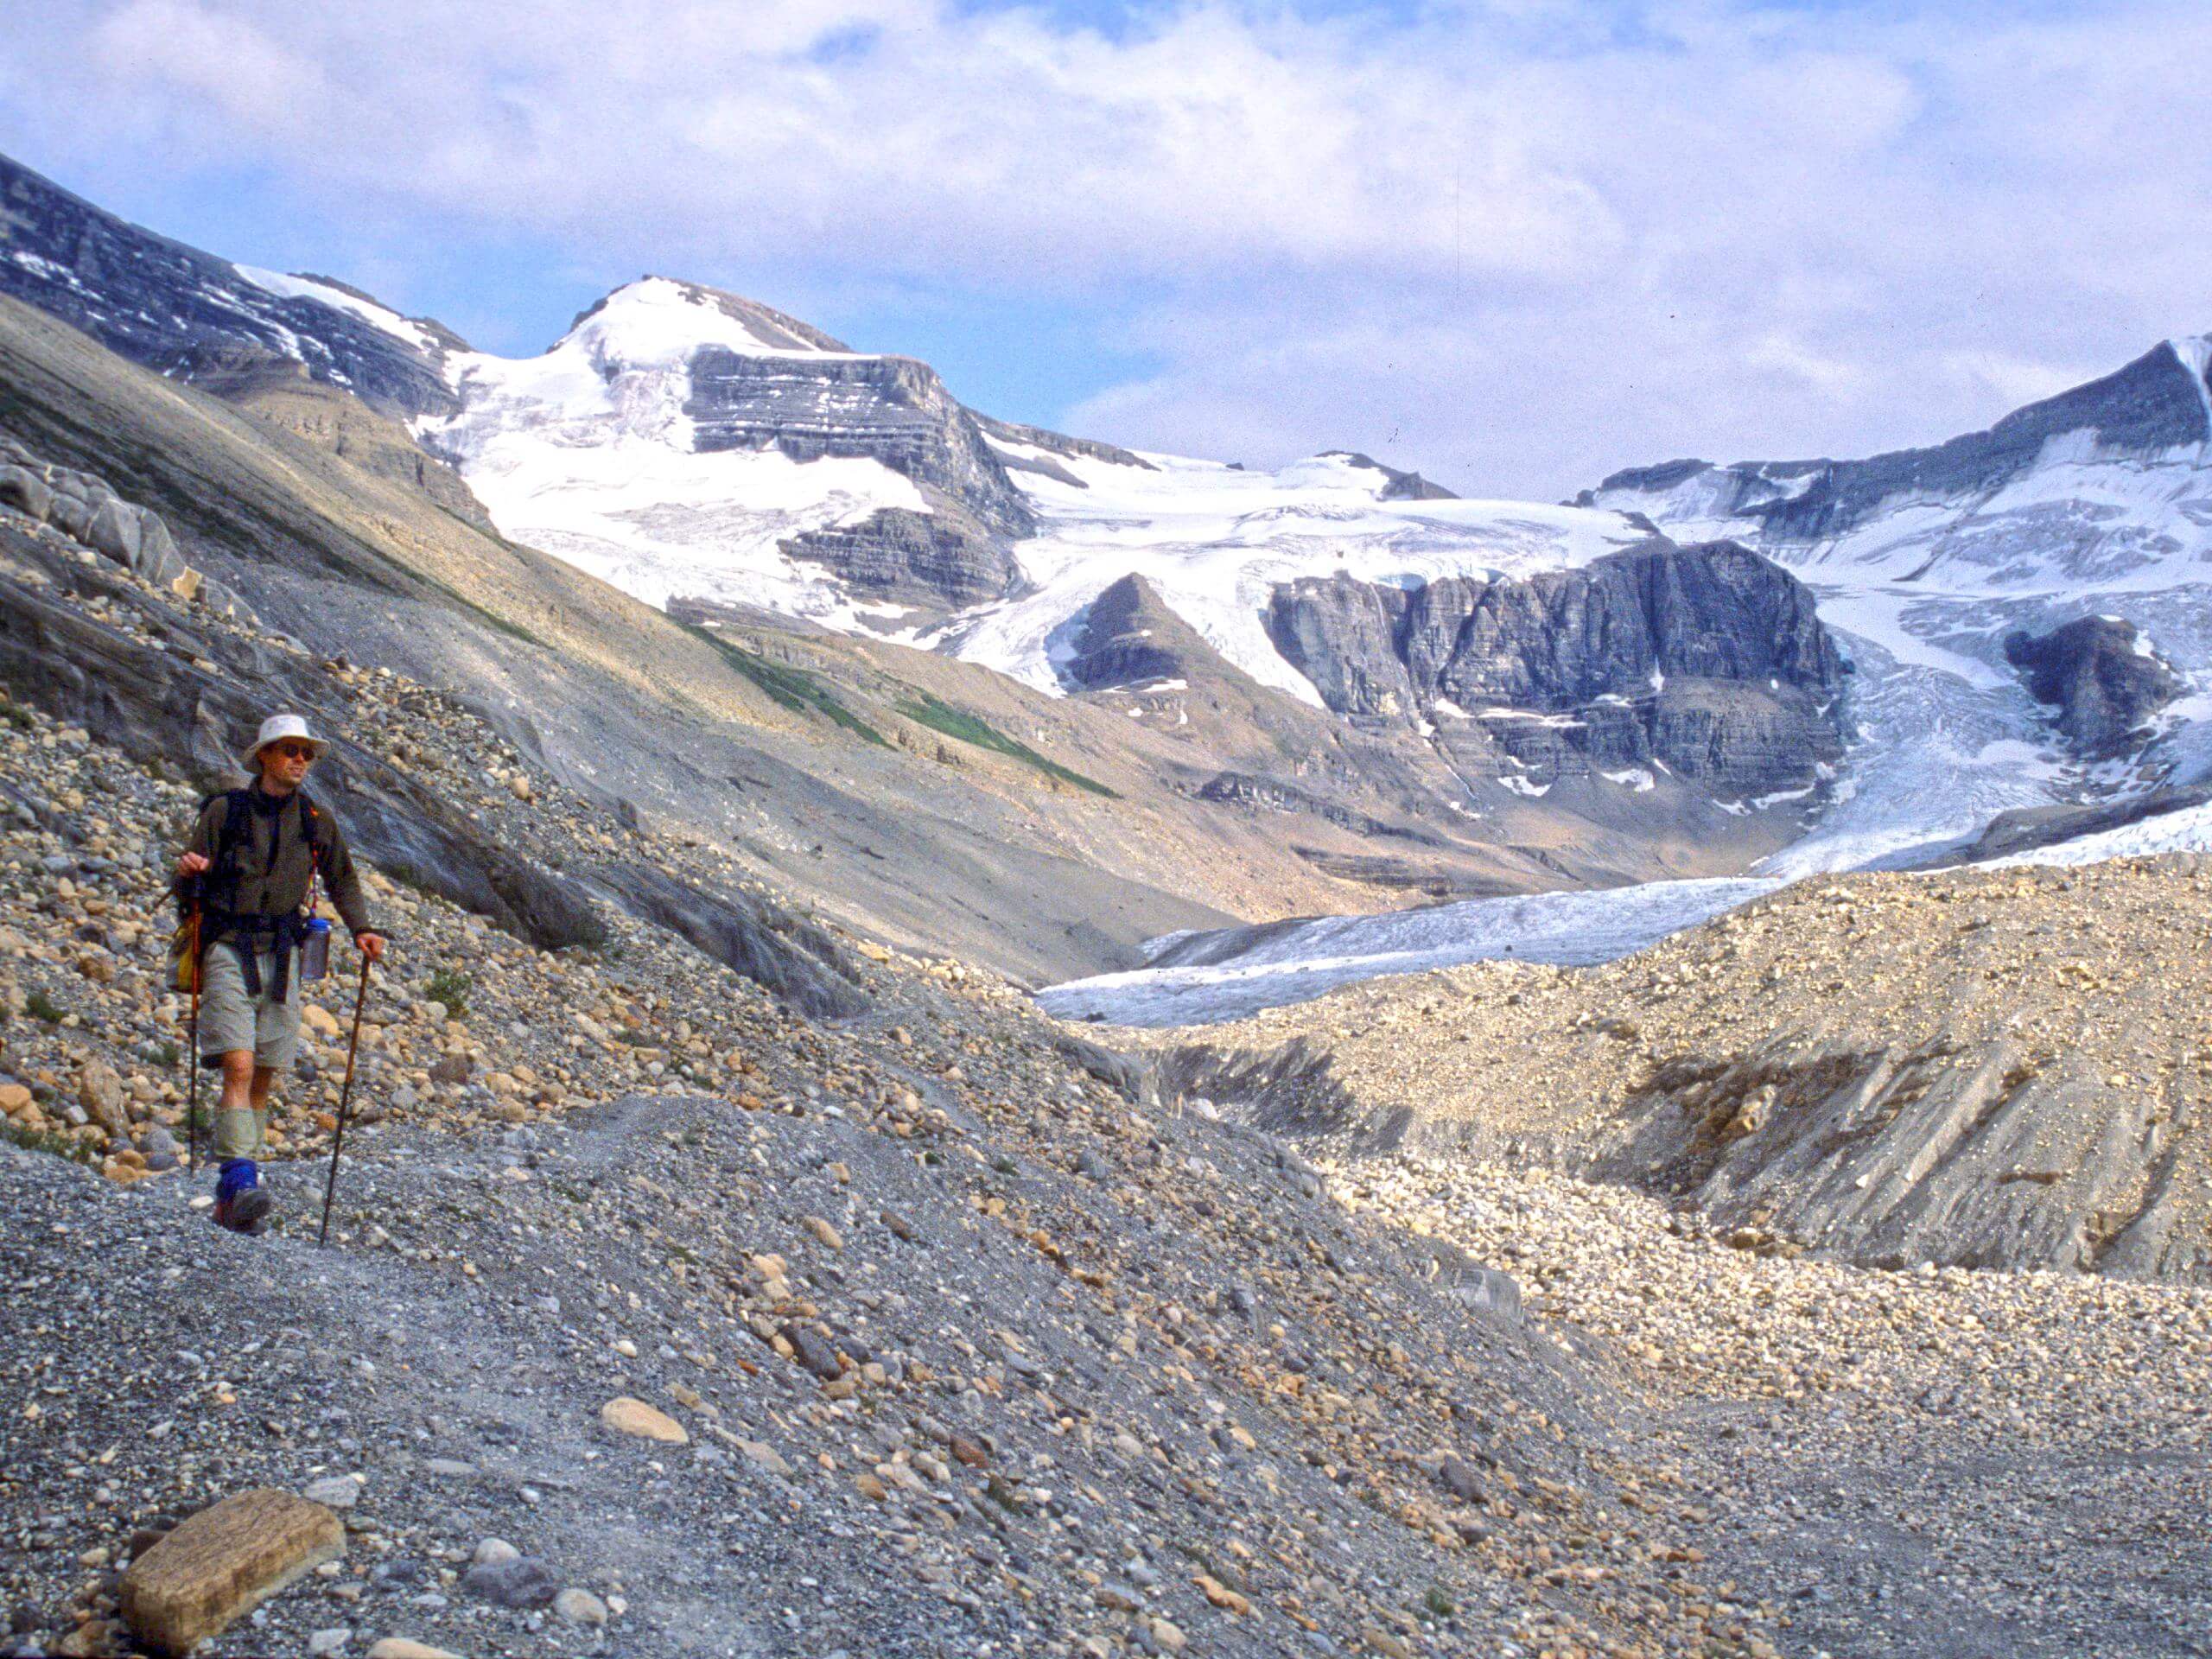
[{"xmin": 938, "ymin": 444, "xmax": 1652, "ymax": 706}]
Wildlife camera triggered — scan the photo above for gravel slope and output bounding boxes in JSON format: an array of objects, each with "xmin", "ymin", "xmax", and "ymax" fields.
[
  {"xmin": 1333, "ymin": 1156, "xmax": 2212, "ymax": 1659},
  {"xmin": 1151, "ymin": 859, "xmax": 2212, "ymax": 1281}
]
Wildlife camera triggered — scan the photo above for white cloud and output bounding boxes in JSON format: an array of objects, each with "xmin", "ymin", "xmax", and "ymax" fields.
[{"xmin": 6, "ymin": 0, "xmax": 2212, "ymax": 496}]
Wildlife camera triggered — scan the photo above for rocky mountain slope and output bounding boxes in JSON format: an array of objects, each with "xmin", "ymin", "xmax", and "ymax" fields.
[
  {"xmin": 0, "ymin": 152, "xmax": 462, "ymax": 423},
  {"xmin": 4, "ymin": 284, "xmax": 1521, "ymax": 982},
  {"xmin": 1142, "ymin": 856, "xmax": 2212, "ymax": 1283},
  {"xmin": 0, "ymin": 148, "xmax": 1852, "ymax": 887},
  {"xmin": 0, "ymin": 665, "xmax": 1744, "ymax": 1659},
  {"xmin": 6, "ymin": 679, "xmax": 2211, "ymax": 1658}
]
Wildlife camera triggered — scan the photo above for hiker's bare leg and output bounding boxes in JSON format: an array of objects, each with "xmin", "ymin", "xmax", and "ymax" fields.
[{"xmin": 214, "ymin": 1049, "xmax": 265, "ymax": 1161}]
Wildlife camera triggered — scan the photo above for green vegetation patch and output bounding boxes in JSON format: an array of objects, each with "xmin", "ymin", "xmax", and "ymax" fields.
[
  {"xmin": 683, "ymin": 624, "xmax": 887, "ymax": 747},
  {"xmin": 3, "ymin": 1120, "xmax": 100, "ymax": 1166},
  {"xmin": 896, "ymin": 692, "xmax": 1118, "ymax": 798},
  {"xmin": 423, "ymin": 967, "xmax": 471, "ymax": 1021}
]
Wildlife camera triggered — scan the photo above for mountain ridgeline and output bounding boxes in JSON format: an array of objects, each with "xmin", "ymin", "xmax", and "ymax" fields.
[
  {"xmin": 0, "ymin": 143, "xmax": 1867, "ymax": 904},
  {"xmin": 13, "ymin": 140, "xmax": 2212, "ymax": 903},
  {"xmin": 1576, "ymin": 337, "xmax": 2212, "ymax": 547}
]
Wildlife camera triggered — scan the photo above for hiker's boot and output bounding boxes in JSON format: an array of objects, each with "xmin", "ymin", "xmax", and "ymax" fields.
[{"xmin": 213, "ymin": 1158, "xmax": 273, "ymax": 1235}]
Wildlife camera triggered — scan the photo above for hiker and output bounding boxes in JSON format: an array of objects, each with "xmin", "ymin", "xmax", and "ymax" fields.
[{"xmin": 174, "ymin": 715, "xmax": 385, "ymax": 1232}]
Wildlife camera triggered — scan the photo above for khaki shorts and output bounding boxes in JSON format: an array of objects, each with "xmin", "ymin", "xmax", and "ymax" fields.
[{"xmin": 197, "ymin": 940, "xmax": 304, "ymax": 1074}]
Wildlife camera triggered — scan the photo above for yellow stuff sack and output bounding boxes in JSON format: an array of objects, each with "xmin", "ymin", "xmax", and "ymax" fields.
[{"xmin": 168, "ymin": 907, "xmax": 203, "ymax": 996}]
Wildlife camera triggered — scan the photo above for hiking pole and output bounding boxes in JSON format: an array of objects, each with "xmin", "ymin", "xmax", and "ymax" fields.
[
  {"xmin": 317, "ymin": 954, "xmax": 374, "ymax": 1249},
  {"xmin": 186, "ymin": 971, "xmax": 201, "ymax": 1174},
  {"xmin": 181, "ymin": 880, "xmax": 203, "ymax": 1177}
]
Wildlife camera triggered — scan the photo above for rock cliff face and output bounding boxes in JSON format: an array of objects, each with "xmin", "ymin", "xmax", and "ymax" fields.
[
  {"xmin": 675, "ymin": 328, "xmax": 1032, "ymax": 607},
  {"xmin": 781, "ymin": 502, "xmax": 1020, "ymax": 611},
  {"xmin": 682, "ymin": 324, "xmax": 1036, "ymax": 543},
  {"xmin": 1059, "ymin": 573, "xmax": 1207, "ymax": 690},
  {"xmin": 2004, "ymin": 615, "xmax": 2181, "ymax": 757},
  {"xmin": 1264, "ymin": 541, "xmax": 1848, "ymax": 795},
  {"xmin": 0, "ymin": 151, "xmax": 460, "ymax": 421}
]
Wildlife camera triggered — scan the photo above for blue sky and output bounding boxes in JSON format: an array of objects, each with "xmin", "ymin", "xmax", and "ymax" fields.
[{"xmin": 4, "ymin": 1, "xmax": 2209, "ymax": 497}]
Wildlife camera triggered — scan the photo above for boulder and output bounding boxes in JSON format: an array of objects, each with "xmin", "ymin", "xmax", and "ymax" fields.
[
  {"xmin": 133, "ymin": 512, "xmax": 188, "ymax": 587},
  {"xmin": 777, "ymin": 1322, "xmax": 845, "ymax": 1382},
  {"xmin": 86, "ymin": 497, "xmax": 143, "ymax": 568},
  {"xmin": 300, "ymin": 1474, "xmax": 362, "ymax": 1510},
  {"xmin": 48, "ymin": 491, "xmax": 92, "ymax": 541},
  {"xmin": 552, "ymin": 1587, "xmax": 609, "ymax": 1627},
  {"xmin": 459, "ymin": 1554, "xmax": 558, "ymax": 1610},
  {"xmin": 118, "ymin": 1488, "xmax": 345, "ymax": 1657},
  {"xmin": 78, "ymin": 1062, "xmax": 129, "ymax": 1140},
  {"xmin": 599, "ymin": 1395, "xmax": 689, "ymax": 1444},
  {"xmin": 0, "ymin": 464, "xmax": 51, "ymax": 524}
]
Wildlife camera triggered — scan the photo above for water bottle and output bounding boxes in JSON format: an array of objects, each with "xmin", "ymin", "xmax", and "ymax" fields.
[{"xmin": 301, "ymin": 916, "xmax": 331, "ymax": 982}]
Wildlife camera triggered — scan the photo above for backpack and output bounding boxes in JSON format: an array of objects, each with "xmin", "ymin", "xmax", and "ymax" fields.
[{"xmin": 168, "ymin": 787, "xmax": 334, "ymax": 995}]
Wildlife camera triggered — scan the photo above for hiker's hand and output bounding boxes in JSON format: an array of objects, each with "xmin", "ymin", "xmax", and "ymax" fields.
[
  {"xmin": 357, "ymin": 931, "xmax": 387, "ymax": 964},
  {"xmin": 175, "ymin": 851, "xmax": 209, "ymax": 879}
]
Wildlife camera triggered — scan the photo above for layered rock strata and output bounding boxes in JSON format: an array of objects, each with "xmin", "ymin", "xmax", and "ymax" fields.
[{"xmin": 1263, "ymin": 541, "xmax": 1848, "ymax": 795}]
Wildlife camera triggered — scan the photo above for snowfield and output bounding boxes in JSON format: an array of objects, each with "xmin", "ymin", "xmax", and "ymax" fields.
[
  {"xmin": 942, "ymin": 447, "xmax": 1651, "ymax": 705},
  {"xmin": 235, "ymin": 265, "xmax": 439, "ymax": 353},
  {"xmin": 414, "ymin": 279, "xmax": 927, "ymax": 625}
]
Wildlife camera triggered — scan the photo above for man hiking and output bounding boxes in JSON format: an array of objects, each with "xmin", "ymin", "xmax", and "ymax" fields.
[{"xmin": 175, "ymin": 714, "xmax": 385, "ymax": 1232}]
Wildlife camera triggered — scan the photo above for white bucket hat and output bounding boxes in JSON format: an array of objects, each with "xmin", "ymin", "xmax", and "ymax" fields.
[{"xmin": 239, "ymin": 712, "xmax": 328, "ymax": 774}]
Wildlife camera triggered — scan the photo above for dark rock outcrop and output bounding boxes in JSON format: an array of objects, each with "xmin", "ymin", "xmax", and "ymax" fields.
[
  {"xmin": 1059, "ymin": 574, "xmax": 1205, "ymax": 690},
  {"xmin": 782, "ymin": 502, "xmax": 1020, "ymax": 612},
  {"xmin": 0, "ymin": 150, "xmax": 460, "ymax": 422},
  {"xmin": 2004, "ymin": 615, "xmax": 2181, "ymax": 756},
  {"xmin": 1263, "ymin": 541, "xmax": 1848, "ymax": 795},
  {"xmin": 686, "ymin": 346, "xmax": 1033, "ymax": 542},
  {"xmin": 585, "ymin": 861, "xmax": 866, "ymax": 1021},
  {"xmin": 1320, "ymin": 451, "xmax": 1459, "ymax": 500}
]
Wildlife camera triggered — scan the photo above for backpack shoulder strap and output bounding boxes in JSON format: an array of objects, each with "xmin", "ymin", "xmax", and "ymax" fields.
[
  {"xmin": 296, "ymin": 787, "xmax": 335, "ymax": 864},
  {"xmin": 204, "ymin": 789, "xmax": 254, "ymax": 897},
  {"xmin": 199, "ymin": 789, "xmax": 251, "ymax": 860}
]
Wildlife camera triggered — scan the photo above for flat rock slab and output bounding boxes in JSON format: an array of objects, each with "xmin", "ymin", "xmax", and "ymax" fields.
[
  {"xmin": 600, "ymin": 1395, "xmax": 688, "ymax": 1444},
  {"xmin": 366, "ymin": 1642, "xmax": 465, "ymax": 1659},
  {"xmin": 119, "ymin": 1488, "xmax": 344, "ymax": 1656}
]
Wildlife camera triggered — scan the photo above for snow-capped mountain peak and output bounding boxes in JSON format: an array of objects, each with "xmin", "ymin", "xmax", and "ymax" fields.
[
  {"xmin": 232, "ymin": 265, "xmax": 444, "ymax": 354},
  {"xmin": 557, "ymin": 276, "xmax": 864, "ymax": 365},
  {"xmin": 408, "ymin": 278, "xmax": 936, "ymax": 620}
]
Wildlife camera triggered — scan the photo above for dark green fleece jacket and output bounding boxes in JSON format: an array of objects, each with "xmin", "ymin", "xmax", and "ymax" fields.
[{"xmin": 181, "ymin": 783, "xmax": 372, "ymax": 943}]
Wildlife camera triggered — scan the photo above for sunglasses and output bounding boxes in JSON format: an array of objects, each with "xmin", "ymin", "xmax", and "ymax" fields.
[{"xmin": 269, "ymin": 742, "xmax": 319, "ymax": 760}]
